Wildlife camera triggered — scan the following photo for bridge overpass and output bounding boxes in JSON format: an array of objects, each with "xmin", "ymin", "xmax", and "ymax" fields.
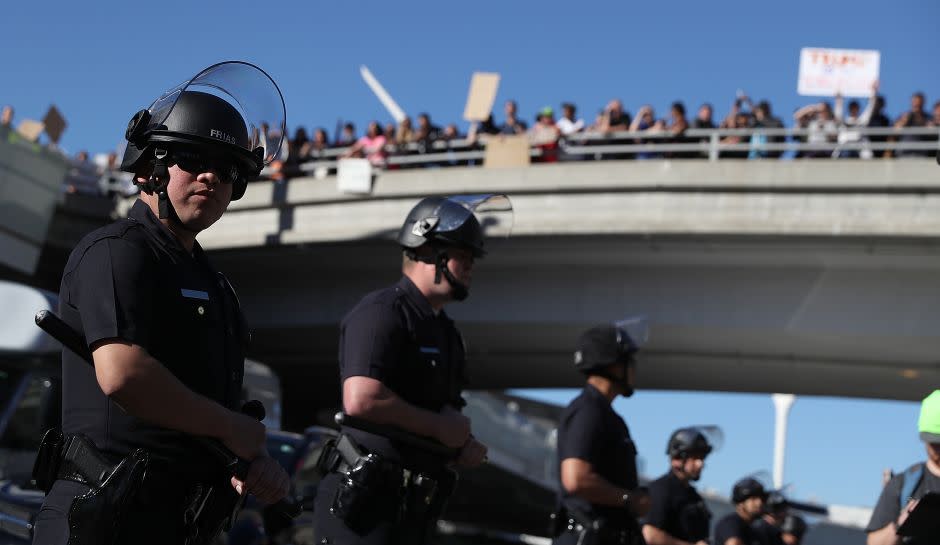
[{"xmin": 141, "ymin": 158, "xmax": 940, "ymax": 428}]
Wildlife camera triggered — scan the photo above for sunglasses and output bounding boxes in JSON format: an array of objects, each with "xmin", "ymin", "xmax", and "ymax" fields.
[{"xmin": 171, "ymin": 149, "xmax": 241, "ymax": 185}]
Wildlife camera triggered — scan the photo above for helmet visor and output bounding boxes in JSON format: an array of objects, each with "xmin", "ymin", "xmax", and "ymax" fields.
[
  {"xmin": 685, "ymin": 425, "xmax": 724, "ymax": 453},
  {"xmin": 614, "ymin": 316, "xmax": 650, "ymax": 349},
  {"xmin": 439, "ymin": 193, "xmax": 514, "ymax": 238},
  {"xmin": 143, "ymin": 61, "xmax": 286, "ymax": 165}
]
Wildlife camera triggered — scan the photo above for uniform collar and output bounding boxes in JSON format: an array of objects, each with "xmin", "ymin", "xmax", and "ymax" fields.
[
  {"xmin": 397, "ymin": 275, "xmax": 439, "ymax": 320},
  {"xmin": 129, "ymin": 199, "xmax": 208, "ymax": 262},
  {"xmin": 583, "ymin": 382, "xmax": 611, "ymax": 406},
  {"xmin": 667, "ymin": 469, "xmax": 691, "ymax": 488}
]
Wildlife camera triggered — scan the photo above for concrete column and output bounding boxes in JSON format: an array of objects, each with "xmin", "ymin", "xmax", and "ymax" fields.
[{"xmin": 771, "ymin": 393, "xmax": 796, "ymax": 490}]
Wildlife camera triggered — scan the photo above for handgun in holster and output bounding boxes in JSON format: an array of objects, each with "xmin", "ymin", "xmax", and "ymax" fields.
[
  {"xmin": 32, "ymin": 428, "xmax": 150, "ymax": 545},
  {"xmin": 317, "ymin": 434, "xmax": 402, "ymax": 535}
]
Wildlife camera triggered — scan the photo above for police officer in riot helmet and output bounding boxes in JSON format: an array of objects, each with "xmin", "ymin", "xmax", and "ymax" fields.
[
  {"xmin": 553, "ymin": 320, "xmax": 650, "ymax": 545},
  {"xmin": 779, "ymin": 514, "xmax": 807, "ymax": 545},
  {"xmin": 312, "ymin": 195, "xmax": 509, "ymax": 544},
  {"xmin": 642, "ymin": 427, "xmax": 716, "ymax": 545},
  {"xmin": 714, "ymin": 478, "xmax": 767, "ymax": 545},
  {"xmin": 751, "ymin": 490, "xmax": 788, "ymax": 545},
  {"xmin": 31, "ymin": 61, "xmax": 290, "ymax": 545}
]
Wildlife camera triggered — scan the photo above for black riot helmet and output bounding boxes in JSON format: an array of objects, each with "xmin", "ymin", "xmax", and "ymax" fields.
[
  {"xmin": 121, "ymin": 61, "xmax": 286, "ymax": 217},
  {"xmin": 666, "ymin": 427, "xmax": 714, "ymax": 459},
  {"xmin": 732, "ymin": 477, "xmax": 768, "ymax": 504},
  {"xmin": 780, "ymin": 514, "xmax": 807, "ymax": 539},
  {"xmin": 573, "ymin": 317, "xmax": 648, "ymax": 397},
  {"xmin": 765, "ymin": 490, "xmax": 788, "ymax": 513},
  {"xmin": 398, "ymin": 194, "xmax": 512, "ymax": 301}
]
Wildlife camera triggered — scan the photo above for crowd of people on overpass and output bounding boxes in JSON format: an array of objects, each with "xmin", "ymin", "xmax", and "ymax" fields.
[
  {"xmin": 263, "ymin": 84, "xmax": 939, "ymax": 177},
  {"xmin": 4, "ymin": 84, "xmax": 939, "ymax": 198}
]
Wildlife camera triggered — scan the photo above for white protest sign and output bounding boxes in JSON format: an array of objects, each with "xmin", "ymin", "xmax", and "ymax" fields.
[
  {"xmin": 798, "ymin": 47, "xmax": 880, "ymax": 97},
  {"xmin": 337, "ymin": 158, "xmax": 373, "ymax": 194}
]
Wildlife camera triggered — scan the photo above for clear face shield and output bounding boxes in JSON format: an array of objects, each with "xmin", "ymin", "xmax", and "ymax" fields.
[
  {"xmin": 614, "ymin": 316, "xmax": 650, "ymax": 352},
  {"xmin": 435, "ymin": 193, "xmax": 514, "ymax": 239},
  {"xmin": 142, "ymin": 61, "xmax": 287, "ymax": 166},
  {"xmin": 691, "ymin": 425, "xmax": 725, "ymax": 454}
]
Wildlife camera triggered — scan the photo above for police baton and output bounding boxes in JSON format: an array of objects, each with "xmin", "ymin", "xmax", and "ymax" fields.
[
  {"xmin": 334, "ymin": 412, "xmax": 460, "ymax": 459},
  {"xmin": 34, "ymin": 309, "xmax": 302, "ymax": 520}
]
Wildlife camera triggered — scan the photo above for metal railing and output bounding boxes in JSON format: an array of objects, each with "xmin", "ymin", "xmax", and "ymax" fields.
[{"xmin": 267, "ymin": 126, "xmax": 939, "ymax": 179}]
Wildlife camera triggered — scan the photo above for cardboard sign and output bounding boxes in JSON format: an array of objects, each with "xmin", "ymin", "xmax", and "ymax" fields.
[
  {"xmin": 798, "ymin": 47, "xmax": 880, "ymax": 97},
  {"xmin": 16, "ymin": 119, "xmax": 44, "ymax": 142},
  {"xmin": 463, "ymin": 72, "xmax": 501, "ymax": 122},
  {"xmin": 336, "ymin": 158, "xmax": 373, "ymax": 194},
  {"xmin": 42, "ymin": 105, "xmax": 67, "ymax": 144},
  {"xmin": 483, "ymin": 134, "xmax": 530, "ymax": 168}
]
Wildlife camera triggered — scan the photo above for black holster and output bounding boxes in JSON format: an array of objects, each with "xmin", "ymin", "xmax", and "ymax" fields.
[
  {"xmin": 179, "ymin": 480, "xmax": 243, "ymax": 545},
  {"xmin": 318, "ymin": 434, "xmax": 457, "ymax": 538},
  {"xmin": 32, "ymin": 429, "xmax": 150, "ymax": 545},
  {"xmin": 319, "ymin": 434, "xmax": 401, "ymax": 535},
  {"xmin": 555, "ymin": 502, "xmax": 644, "ymax": 545},
  {"xmin": 399, "ymin": 467, "xmax": 457, "ymax": 542}
]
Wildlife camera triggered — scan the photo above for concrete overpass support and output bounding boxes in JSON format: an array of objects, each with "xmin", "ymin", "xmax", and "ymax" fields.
[{"xmin": 194, "ymin": 159, "xmax": 940, "ymax": 425}]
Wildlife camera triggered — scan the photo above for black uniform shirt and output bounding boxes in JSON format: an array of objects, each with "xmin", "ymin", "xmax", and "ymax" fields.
[
  {"xmin": 714, "ymin": 513, "xmax": 759, "ymax": 545},
  {"xmin": 644, "ymin": 471, "xmax": 711, "ymax": 542},
  {"xmin": 338, "ymin": 275, "xmax": 467, "ymax": 473},
  {"xmin": 751, "ymin": 517, "xmax": 785, "ymax": 545},
  {"xmin": 556, "ymin": 383, "xmax": 639, "ymax": 521},
  {"xmin": 59, "ymin": 200, "xmax": 248, "ymax": 478}
]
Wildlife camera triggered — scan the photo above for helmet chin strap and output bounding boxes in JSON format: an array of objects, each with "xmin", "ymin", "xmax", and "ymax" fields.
[
  {"xmin": 591, "ymin": 363, "xmax": 634, "ymax": 397},
  {"xmin": 140, "ymin": 148, "xmax": 193, "ymax": 233},
  {"xmin": 434, "ymin": 250, "xmax": 469, "ymax": 301},
  {"xmin": 411, "ymin": 247, "xmax": 471, "ymax": 302}
]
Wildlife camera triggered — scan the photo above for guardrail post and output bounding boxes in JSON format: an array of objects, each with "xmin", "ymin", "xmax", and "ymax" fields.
[{"xmin": 709, "ymin": 131, "xmax": 720, "ymax": 162}]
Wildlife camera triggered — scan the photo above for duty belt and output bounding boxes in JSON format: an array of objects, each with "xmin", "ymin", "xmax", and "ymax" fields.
[{"xmin": 318, "ymin": 434, "xmax": 450, "ymax": 499}]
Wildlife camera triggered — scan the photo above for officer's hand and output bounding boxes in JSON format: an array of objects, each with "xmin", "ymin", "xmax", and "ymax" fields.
[
  {"xmin": 222, "ymin": 411, "xmax": 267, "ymax": 461},
  {"xmin": 455, "ymin": 437, "xmax": 488, "ymax": 468},
  {"xmin": 436, "ymin": 406, "xmax": 471, "ymax": 449},
  {"xmin": 231, "ymin": 452, "xmax": 290, "ymax": 505}
]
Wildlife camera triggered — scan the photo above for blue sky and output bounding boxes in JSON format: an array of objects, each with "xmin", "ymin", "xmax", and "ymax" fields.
[
  {"xmin": 512, "ymin": 388, "xmax": 925, "ymax": 508},
  {"xmin": 4, "ymin": 0, "xmax": 938, "ymax": 156},
  {"xmin": 3, "ymin": 0, "xmax": 936, "ymax": 508}
]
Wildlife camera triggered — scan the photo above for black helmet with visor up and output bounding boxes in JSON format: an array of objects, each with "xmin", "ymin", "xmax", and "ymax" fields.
[
  {"xmin": 121, "ymin": 61, "xmax": 286, "ymax": 207},
  {"xmin": 397, "ymin": 194, "xmax": 513, "ymax": 258},
  {"xmin": 398, "ymin": 194, "xmax": 512, "ymax": 301},
  {"xmin": 666, "ymin": 426, "xmax": 723, "ymax": 459},
  {"xmin": 732, "ymin": 477, "xmax": 768, "ymax": 504},
  {"xmin": 573, "ymin": 317, "xmax": 648, "ymax": 396}
]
